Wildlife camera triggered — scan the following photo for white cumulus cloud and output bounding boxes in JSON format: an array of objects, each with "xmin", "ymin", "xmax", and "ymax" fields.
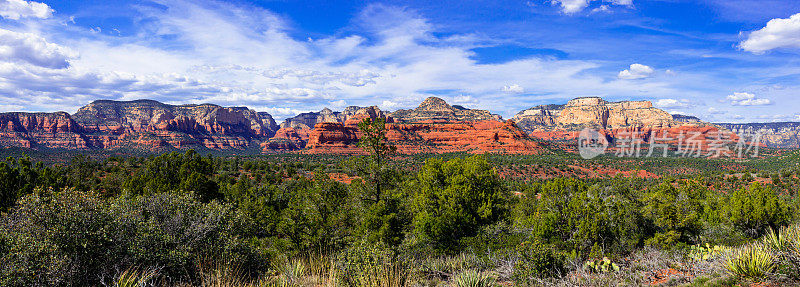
[
  {"xmin": 618, "ymin": 63, "xmax": 654, "ymax": 80},
  {"xmin": 654, "ymin": 98, "xmax": 689, "ymax": 108},
  {"xmin": 0, "ymin": 28, "xmax": 75, "ymax": 69},
  {"xmin": 502, "ymin": 84, "xmax": 524, "ymax": 93},
  {"xmin": 726, "ymin": 92, "xmax": 772, "ymax": 106},
  {"xmin": 551, "ymin": 0, "xmax": 633, "ymax": 14},
  {"xmin": 0, "ymin": 0, "xmax": 52, "ymax": 20},
  {"xmin": 740, "ymin": 13, "xmax": 800, "ymax": 54}
]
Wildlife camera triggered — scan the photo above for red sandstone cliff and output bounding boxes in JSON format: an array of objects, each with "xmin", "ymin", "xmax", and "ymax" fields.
[
  {"xmin": 0, "ymin": 112, "xmax": 90, "ymax": 149},
  {"xmin": 305, "ymin": 113, "xmax": 540, "ymax": 155}
]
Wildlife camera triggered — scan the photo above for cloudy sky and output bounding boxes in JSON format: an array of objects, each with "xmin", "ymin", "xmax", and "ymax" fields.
[{"xmin": 0, "ymin": 0, "xmax": 799, "ymax": 122}]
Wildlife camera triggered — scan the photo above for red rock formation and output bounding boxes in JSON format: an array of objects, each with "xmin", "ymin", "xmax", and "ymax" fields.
[
  {"xmin": 0, "ymin": 112, "xmax": 91, "ymax": 149},
  {"xmin": 263, "ymin": 127, "xmax": 309, "ymax": 151},
  {"xmin": 72, "ymin": 100, "xmax": 278, "ymax": 150},
  {"xmin": 305, "ymin": 119, "xmax": 541, "ymax": 154}
]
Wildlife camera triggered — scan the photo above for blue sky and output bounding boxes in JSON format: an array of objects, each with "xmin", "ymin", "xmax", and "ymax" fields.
[{"xmin": 1, "ymin": 0, "xmax": 799, "ymax": 122}]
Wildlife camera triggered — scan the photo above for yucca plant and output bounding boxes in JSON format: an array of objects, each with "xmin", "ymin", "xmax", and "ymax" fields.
[
  {"xmin": 273, "ymin": 258, "xmax": 307, "ymax": 287},
  {"xmin": 451, "ymin": 270, "xmax": 496, "ymax": 287},
  {"xmin": 724, "ymin": 243, "xmax": 776, "ymax": 280},
  {"xmin": 354, "ymin": 261, "xmax": 411, "ymax": 287},
  {"xmin": 763, "ymin": 227, "xmax": 790, "ymax": 252},
  {"xmin": 778, "ymin": 224, "xmax": 800, "ymax": 279},
  {"xmin": 114, "ymin": 268, "xmax": 158, "ymax": 287}
]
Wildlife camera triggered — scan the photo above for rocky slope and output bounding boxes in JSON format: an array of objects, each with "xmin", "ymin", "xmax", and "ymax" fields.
[
  {"xmin": 717, "ymin": 122, "xmax": 800, "ymax": 148},
  {"xmin": 0, "ymin": 100, "xmax": 282, "ymax": 150},
  {"xmin": 0, "ymin": 112, "xmax": 91, "ymax": 149},
  {"xmin": 390, "ymin": 97, "xmax": 502, "ymax": 123}
]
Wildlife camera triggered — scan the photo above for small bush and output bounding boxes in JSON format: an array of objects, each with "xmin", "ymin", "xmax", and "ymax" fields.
[
  {"xmin": 335, "ymin": 243, "xmax": 410, "ymax": 287},
  {"xmin": 513, "ymin": 238, "xmax": 566, "ymax": 283}
]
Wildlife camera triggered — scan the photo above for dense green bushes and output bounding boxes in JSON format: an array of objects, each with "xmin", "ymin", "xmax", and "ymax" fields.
[
  {"xmin": 514, "ymin": 178, "xmax": 646, "ymax": 257},
  {"xmin": 513, "ymin": 238, "xmax": 567, "ymax": 282},
  {"xmin": 727, "ymin": 182, "xmax": 791, "ymax": 237},
  {"xmin": 0, "ymin": 189, "xmax": 265, "ymax": 286},
  {"xmin": 411, "ymin": 155, "xmax": 507, "ymax": 253},
  {"xmin": 0, "ymin": 146, "xmax": 798, "ymax": 284}
]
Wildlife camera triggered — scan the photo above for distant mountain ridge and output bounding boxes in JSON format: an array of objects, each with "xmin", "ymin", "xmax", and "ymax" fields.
[{"xmin": 0, "ymin": 97, "xmax": 798, "ymax": 152}]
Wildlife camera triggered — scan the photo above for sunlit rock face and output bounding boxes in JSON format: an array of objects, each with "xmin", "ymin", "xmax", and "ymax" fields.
[
  {"xmin": 0, "ymin": 112, "xmax": 89, "ymax": 149},
  {"xmin": 389, "ymin": 97, "xmax": 502, "ymax": 123},
  {"xmin": 512, "ymin": 97, "xmax": 675, "ymax": 133},
  {"xmin": 305, "ymin": 98, "xmax": 539, "ymax": 155}
]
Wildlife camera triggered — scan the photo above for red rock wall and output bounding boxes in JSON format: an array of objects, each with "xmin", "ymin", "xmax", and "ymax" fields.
[{"xmin": 305, "ymin": 120, "xmax": 541, "ymax": 154}]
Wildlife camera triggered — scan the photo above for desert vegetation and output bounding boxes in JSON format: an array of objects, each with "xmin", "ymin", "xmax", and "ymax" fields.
[{"xmin": 0, "ymin": 118, "xmax": 799, "ymax": 286}]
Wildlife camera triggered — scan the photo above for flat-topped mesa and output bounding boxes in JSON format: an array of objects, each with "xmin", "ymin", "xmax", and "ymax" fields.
[
  {"xmin": 390, "ymin": 97, "xmax": 502, "ymax": 122},
  {"xmin": 279, "ymin": 108, "xmax": 347, "ymax": 130},
  {"xmin": 566, "ymin": 97, "xmax": 606, "ymax": 106},
  {"xmin": 512, "ymin": 97, "xmax": 676, "ymax": 133},
  {"xmin": 74, "ymin": 100, "xmax": 275, "ymax": 138},
  {"xmin": 511, "ymin": 104, "xmax": 563, "ymax": 127}
]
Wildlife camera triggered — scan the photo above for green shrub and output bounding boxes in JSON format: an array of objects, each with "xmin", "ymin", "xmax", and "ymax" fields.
[
  {"xmin": 411, "ymin": 155, "xmax": 507, "ymax": 253},
  {"xmin": 0, "ymin": 189, "xmax": 122, "ymax": 286},
  {"xmin": 513, "ymin": 238, "xmax": 566, "ymax": 282},
  {"xmin": 643, "ymin": 181, "xmax": 706, "ymax": 247},
  {"xmin": 0, "ymin": 189, "xmax": 266, "ymax": 286},
  {"xmin": 515, "ymin": 178, "xmax": 645, "ymax": 256},
  {"xmin": 727, "ymin": 183, "xmax": 791, "ymax": 238},
  {"xmin": 335, "ymin": 243, "xmax": 410, "ymax": 287}
]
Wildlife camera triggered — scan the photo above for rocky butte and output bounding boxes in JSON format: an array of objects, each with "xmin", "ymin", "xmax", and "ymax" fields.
[{"xmin": 304, "ymin": 97, "xmax": 539, "ymax": 154}]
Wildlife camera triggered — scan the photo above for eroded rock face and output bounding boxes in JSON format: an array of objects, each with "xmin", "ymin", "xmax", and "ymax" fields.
[
  {"xmin": 512, "ymin": 104, "xmax": 564, "ymax": 128},
  {"xmin": 305, "ymin": 98, "xmax": 538, "ymax": 154},
  {"xmin": 718, "ymin": 122, "xmax": 800, "ymax": 148},
  {"xmin": 513, "ymin": 97, "xmax": 675, "ymax": 133},
  {"xmin": 263, "ymin": 127, "xmax": 310, "ymax": 151},
  {"xmin": 68, "ymin": 100, "xmax": 281, "ymax": 150},
  {"xmin": 389, "ymin": 97, "xmax": 502, "ymax": 123},
  {"xmin": 306, "ymin": 119, "xmax": 540, "ymax": 154},
  {"xmin": 74, "ymin": 100, "xmax": 274, "ymax": 137},
  {"xmin": 0, "ymin": 112, "xmax": 90, "ymax": 149}
]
